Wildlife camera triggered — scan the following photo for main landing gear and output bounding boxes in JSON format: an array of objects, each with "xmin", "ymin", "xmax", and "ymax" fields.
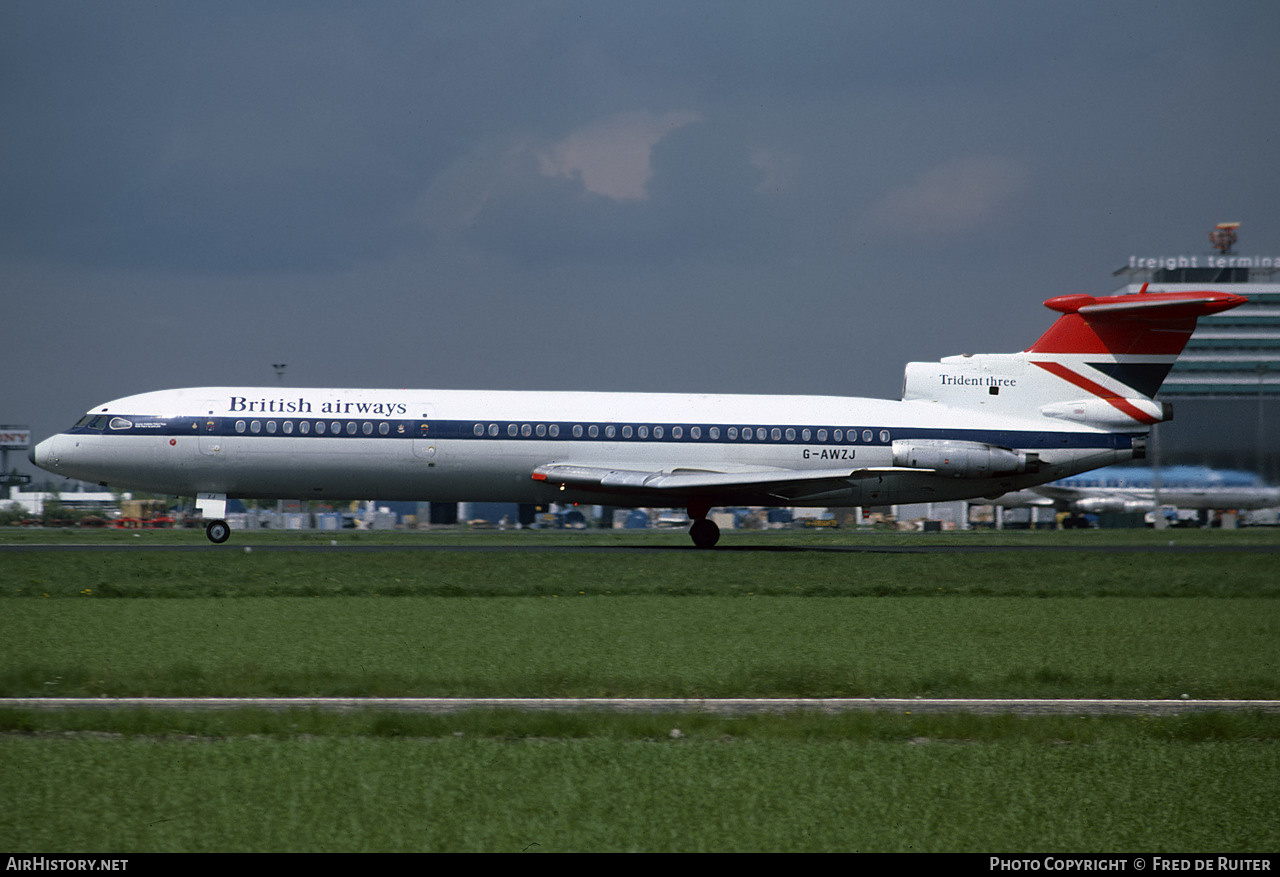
[{"xmin": 687, "ymin": 502, "xmax": 720, "ymax": 549}]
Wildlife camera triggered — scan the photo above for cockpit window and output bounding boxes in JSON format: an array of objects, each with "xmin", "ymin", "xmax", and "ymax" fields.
[{"xmin": 109, "ymin": 417, "xmax": 133, "ymax": 430}]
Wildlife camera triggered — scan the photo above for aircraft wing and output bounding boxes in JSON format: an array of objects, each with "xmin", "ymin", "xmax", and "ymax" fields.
[
  {"xmin": 531, "ymin": 462, "xmax": 920, "ymax": 503},
  {"xmin": 990, "ymin": 489, "xmax": 1058, "ymax": 508},
  {"xmin": 1030, "ymin": 485, "xmax": 1092, "ymax": 503},
  {"xmin": 1032, "ymin": 485, "xmax": 1151, "ymax": 504},
  {"xmin": 1029, "ymin": 484, "xmax": 1156, "ymax": 514}
]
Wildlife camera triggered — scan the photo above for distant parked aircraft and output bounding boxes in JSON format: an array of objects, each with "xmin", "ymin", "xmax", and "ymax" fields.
[{"xmin": 992, "ymin": 465, "xmax": 1280, "ymax": 517}]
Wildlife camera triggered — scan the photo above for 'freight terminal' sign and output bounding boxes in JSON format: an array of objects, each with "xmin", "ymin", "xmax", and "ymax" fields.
[
  {"xmin": 1127, "ymin": 254, "xmax": 1278, "ymax": 270},
  {"xmin": 0, "ymin": 427, "xmax": 32, "ymax": 450}
]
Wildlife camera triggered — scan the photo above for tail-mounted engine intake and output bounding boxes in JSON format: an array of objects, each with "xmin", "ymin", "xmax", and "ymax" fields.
[
  {"xmin": 1039, "ymin": 398, "xmax": 1172, "ymax": 429},
  {"xmin": 892, "ymin": 439, "xmax": 1039, "ymax": 479}
]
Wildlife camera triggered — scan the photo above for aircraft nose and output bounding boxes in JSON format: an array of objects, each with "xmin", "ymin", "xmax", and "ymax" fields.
[{"xmin": 29, "ymin": 436, "xmax": 58, "ymax": 472}]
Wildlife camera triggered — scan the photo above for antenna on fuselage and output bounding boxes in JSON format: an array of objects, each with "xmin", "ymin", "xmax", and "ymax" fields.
[{"xmin": 273, "ymin": 363, "xmax": 287, "ymax": 385}]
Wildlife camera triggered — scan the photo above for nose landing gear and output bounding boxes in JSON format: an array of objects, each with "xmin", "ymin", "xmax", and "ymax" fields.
[{"xmin": 197, "ymin": 493, "xmax": 231, "ymax": 544}]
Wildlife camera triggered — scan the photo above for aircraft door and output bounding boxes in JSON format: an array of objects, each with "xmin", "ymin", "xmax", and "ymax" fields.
[
  {"xmin": 410, "ymin": 410, "xmax": 437, "ymax": 460},
  {"xmin": 198, "ymin": 418, "xmax": 225, "ymax": 457}
]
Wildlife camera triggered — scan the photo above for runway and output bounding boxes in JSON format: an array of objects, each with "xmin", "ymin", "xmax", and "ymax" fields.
[{"xmin": 6, "ymin": 697, "xmax": 1280, "ymax": 715}]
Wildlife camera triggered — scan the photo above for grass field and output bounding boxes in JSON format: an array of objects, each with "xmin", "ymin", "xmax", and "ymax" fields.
[{"xmin": 2, "ymin": 526, "xmax": 1278, "ymax": 852}]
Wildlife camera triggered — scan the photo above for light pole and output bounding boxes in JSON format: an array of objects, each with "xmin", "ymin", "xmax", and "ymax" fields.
[{"xmin": 1259, "ymin": 363, "xmax": 1269, "ymax": 479}]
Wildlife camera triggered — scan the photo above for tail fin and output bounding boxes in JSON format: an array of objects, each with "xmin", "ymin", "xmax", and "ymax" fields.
[
  {"xmin": 902, "ymin": 286, "xmax": 1247, "ymax": 428},
  {"xmin": 1024, "ymin": 286, "xmax": 1246, "ymax": 422}
]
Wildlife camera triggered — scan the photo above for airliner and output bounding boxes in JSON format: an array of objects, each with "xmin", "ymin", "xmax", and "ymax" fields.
[
  {"xmin": 30, "ymin": 285, "xmax": 1245, "ymax": 547},
  {"xmin": 993, "ymin": 465, "xmax": 1280, "ymax": 516}
]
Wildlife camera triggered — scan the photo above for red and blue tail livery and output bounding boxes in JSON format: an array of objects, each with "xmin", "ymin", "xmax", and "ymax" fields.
[
  {"xmin": 32, "ymin": 285, "xmax": 1244, "ymax": 547},
  {"xmin": 1026, "ymin": 285, "xmax": 1246, "ymax": 413}
]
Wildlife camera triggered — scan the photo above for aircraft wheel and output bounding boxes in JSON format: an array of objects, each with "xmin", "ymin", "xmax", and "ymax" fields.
[
  {"xmin": 205, "ymin": 520, "xmax": 231, "ymax": 544},
  {"xmin": 689, "ymin": 518, "xmax": 720, "ymax": 549}
]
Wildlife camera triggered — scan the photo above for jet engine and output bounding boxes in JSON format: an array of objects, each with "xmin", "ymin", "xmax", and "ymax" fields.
[{"xmin": 892, "ymin": 439, "xmax": 1039, "ymax": 479}]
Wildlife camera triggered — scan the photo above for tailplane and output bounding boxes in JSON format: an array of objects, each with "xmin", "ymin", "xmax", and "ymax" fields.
[{"xmin": 902, "ymin": 285, "xmax": 1247, "ymax": 429}]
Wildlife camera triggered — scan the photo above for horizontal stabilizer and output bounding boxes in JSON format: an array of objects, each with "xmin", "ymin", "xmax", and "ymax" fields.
[{"xmin": 1028, "ymin": 288, "xmax": 1247, "ymax": 356}]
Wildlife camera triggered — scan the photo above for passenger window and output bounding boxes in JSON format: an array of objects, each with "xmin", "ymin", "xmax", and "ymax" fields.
[
  {"xmin": 573, "ymin": 424, "xmax": 583, "ymax": 438},
  {"xmin": 589, "ymin": 425, "xmax": 599, "ymax": 438},
  {"xmin": 622, "ymin": 425, "xmax": 633, "ymax": 438},
  {"xmin": 283, "ymin": 421, "xmax": 293, "ymax": 434},
  {"xmin": 605, "ymin": 425, "xmax": 616, "ymax": 438},
  {"xmin": 266, "ymin": 421, "xmax": 277, "ymax": 434},
  {"xmin": 709, "ymin": 427, "xmax": 720, "ymax": 439},
  {"xmin": 548, "ymin": 424, "xmax": 559, "ymax": 437},
  {"xmin": 637, "ymin": 426, "xmax": 648, "ymax": 439},
  {"xmin": 880, "ymin": 430, "xmax": 890, "ymax": 442},
  {"xmin": 236, "ymin": 420, "xmax": 247, "ymax": 434},
  {"xmin": 833, "ymin": 429, "xmax": 843, "ymax": 441},
  {"xmin": 817, "ymin": 429, "xmax": 827, "ymax": 441},
  {"xmin": 300, "ymin": 421, "xmax": 311, "ymax": 435},
  {"xmin": 802, "ymin": 428, "xmax": 811, "ymax": 441},
  {"xmin": 655, "ymin": 426, "xmax": 665, "ymax": 439},
  {"xmin": 315, "ymin": 421, "xmax": 326, "ymax": 435},
  {"xmin": 363, "ymin": 422, "xmax": 373, "ymax": 435},
  {"xmin": 728, "ymin": 427, "xmax": 738, "ymax": 440},
  {"xmin": 863, "ymin": 429, "xmax": 873, "ymax": 443},
  {"xmin": 784, "ymin": 428, "xmax": 794, "ymax": 441}
]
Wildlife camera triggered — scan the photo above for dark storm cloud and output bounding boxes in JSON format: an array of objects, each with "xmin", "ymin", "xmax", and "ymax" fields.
[
  {"xmin": 3, "ymin": 3, "xmax": 417, "ymax": 270},
  {"xmin": 455, "ymin": 117, "xmax": 786, "ymax": 266}
]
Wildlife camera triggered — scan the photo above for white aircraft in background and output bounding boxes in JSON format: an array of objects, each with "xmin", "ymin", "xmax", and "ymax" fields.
[
  {"xmin": 31, "ymin": 285, "xmax": 1244, "ymax": 548},
  {"xmin": 993, "ymin": 465, "xmax": 1280, "ymax": 519}
]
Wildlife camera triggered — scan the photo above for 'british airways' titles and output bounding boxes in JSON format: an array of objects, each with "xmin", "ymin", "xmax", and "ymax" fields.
[{"xmin": 228, "ymin": 396, "xmax": 408, "ymax": 416}]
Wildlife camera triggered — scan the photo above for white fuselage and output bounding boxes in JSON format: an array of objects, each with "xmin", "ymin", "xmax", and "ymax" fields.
[{"xmin": 32, "ymin": 385, "xmax": 1138, "ymax": 510}]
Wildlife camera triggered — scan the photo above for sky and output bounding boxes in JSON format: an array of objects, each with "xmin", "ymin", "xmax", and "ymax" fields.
[{"xmin": 4, "ymin": 1, "xmax": 1278, "ymax": 478}]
